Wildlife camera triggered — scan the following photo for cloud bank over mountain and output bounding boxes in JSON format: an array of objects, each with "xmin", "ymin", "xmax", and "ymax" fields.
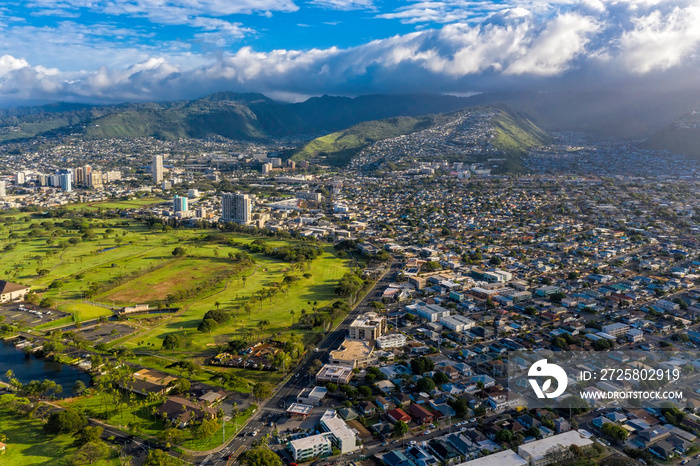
[{"xmin": 1, "ymin": 0, "xmax": 699, "ymax": 104}]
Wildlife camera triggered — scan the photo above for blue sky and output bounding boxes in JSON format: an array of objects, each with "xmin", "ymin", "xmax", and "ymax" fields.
[{"xmin": 1, "ymin": 0, "xmax": 700, "ymax": 105}]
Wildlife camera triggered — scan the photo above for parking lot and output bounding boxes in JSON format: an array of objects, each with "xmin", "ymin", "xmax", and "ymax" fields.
[
  {"xmin": 0, "ymin": 303, "xmax": 69, "ymax": 328},
  {"xmin": 75, "ymin": 322, "xmax": 136, "ymax": 343}
]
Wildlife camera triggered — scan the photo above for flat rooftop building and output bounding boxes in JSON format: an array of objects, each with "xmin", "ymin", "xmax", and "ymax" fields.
[
  {"xmin": 316, "ymin": 364, "xmax": 354, "ymax": 384},
  {"xmin": 518, "ymin": 431, "xmax": 593, "ymax": 466},
  {"xmin": 329, "ymin": 339, "xmax": 376, "ymax": 368},
  {"xmin": 455, "ymin": 450, "xmax": 528, "ymax": 466},
  {"xmin": 349, "ymin": 312, "xmax": 387, "ymax": 341}
]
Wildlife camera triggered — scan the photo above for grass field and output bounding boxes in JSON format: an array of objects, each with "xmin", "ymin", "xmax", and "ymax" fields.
[
  {"xmin": 0, "ymin": 409, "xmax": 120, "ymax": 465},
  {"xmin": 58, "ymin": 393, "xmax": 253, "ymax": 451},
  {"xmin": 0, "ymin": 210, "xmax": 351, "ymax": 386}
]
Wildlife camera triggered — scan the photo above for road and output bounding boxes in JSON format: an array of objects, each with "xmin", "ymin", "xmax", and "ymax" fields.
[{"xmin": 189, "ymin": 259, "xmax": 401, "ymax": 465}]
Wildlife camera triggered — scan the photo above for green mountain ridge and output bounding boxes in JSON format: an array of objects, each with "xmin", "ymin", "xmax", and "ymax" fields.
[
  {"xmin": 0, "ymin": 92, "xmax": 474, "ymax": 143},
  {"xmin": 291, "ymin": 106, "xmax": 550, "ymax": 170}
]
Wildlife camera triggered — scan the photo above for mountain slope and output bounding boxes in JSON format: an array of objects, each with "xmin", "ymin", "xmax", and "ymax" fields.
[
  {"xmin": 291, "ymin": 106, "xmax": 549, "ymax": 170},
  {"xmin": 0, "ymin": 92, "xmax": 473, "ymax": 143},
  {"xmin": 642, "ymin": 112, "xmax": 700, "ymax": 159}
]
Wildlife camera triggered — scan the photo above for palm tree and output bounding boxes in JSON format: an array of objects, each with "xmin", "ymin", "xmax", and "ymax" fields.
[
  {"xmin": 215, "ymin": 301, "xmax": 221, "ymax": 310},
  {"xmin": 290, "ymin": 309, "xmax": 295, "ymax": 325}
]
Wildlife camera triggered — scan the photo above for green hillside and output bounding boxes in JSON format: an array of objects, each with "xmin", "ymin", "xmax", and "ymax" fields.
[
  {"xmin": 291, "ymin": 115, "xmax": 446, "ymax": 166},
  {"xmin": 0, "ymin": 92, "xmax": 473, "ymax": 143},
  {"xmin": 290, "ymin": 107, "xmax": 549, "ymax": 170},
  {"xmin": 491, "ymin": 108, "xmax": 552, "ymax": 171}
]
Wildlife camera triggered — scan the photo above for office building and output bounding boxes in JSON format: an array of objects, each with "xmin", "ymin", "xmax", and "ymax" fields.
[
  {"xmin": 173, "ymin": 195, "xmax": 188, "ymax": 212},
  {"xmin": 0, "ymin": 181, "xmax": 5, "ymax": 198},
  {"xmin": 221, "ymin": 192, "xmax": 252, "ymax": 225},
  {"xmin": 262, "ymin": 162, "xmax": 273, "ymax": 174},
  {"xmin": 15, "ymin": 172, "xmax": 25, "ymax": 185},
  {"xmin": 348, "ymin": 312, "xmax": 386, "ymax": 341},
  {"xmin": 152, "ymin": 155, "xmax": 164, "ymax": 184}
]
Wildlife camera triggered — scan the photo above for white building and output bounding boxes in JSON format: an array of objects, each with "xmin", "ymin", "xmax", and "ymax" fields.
[
  {"xmin": 601, "ymin": 323, "xmax": 629, "ymax": 337},
  {"xmin": 0, "ymin": 181, "xmax": 6, "ymax": 197},
  {"xmin": 15, "ymin": 172, "xmax": 25, "ymax": 185},
  {"xmin": 375, "ymin": 333, "xmax": 407, "ymax": 349},
  {"xmin": 517, "ymin": 431, "xmax": 593, "ymax": 466},
  {"xmin": 297, "ymin": 386, "xmax": 328, "ymax": 406},
  {"xmin": 290, "ymin": 433, "xmax": 333, "ymax": 461},
  {"xmin": 320, "ymin": 410, "xmax": 359, "ymax": 454},
  {"xmin": 152, "ymin": 155, "xmax": 164, "ymax": 184},
  {"xmin": 456, "ymin": 450, "xmax": 527, "ymax": 466},
  {"xmin": 439, "ymin": 314, "xmax": 476, "ymax": 332},
  {"xmin": 222, "ymin": 192, "xmax": 252, "ymax": 225},
  {"xmin": 406, "ymin": 301, "xmax": 451, "ymax": 322}
]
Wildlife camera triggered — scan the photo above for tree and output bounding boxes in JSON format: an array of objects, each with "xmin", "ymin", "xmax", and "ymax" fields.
[
  {"xmin": 252, "ymin": 382, "xmax": 273, "ymax": 401},
  {"xmin": 144, "ymin": 449, "xmax": 180, "ymax": 466},
  {"xmin": 410, "ymin": 356, "xmax": 435, "ymax": 374},
  {"xmin": 393, "ymin": 420, "xmax": 409, "ymax": 437},
  {"xmin": 239, "ymin": 446, "xmax": 283, "ymax": 466},
  {"xmin": 358, "ymin": 386, "xmax": 372, "ymax": 398},
  {"xmin": 71, "ymin": 441, "xmax": 110, "ymax": 464},
  {"xmin": 432, "ymin": 371, "xmax": 449, "ymax": 384},
  {"xmin": 496, "ymin": 429, "xmax": 513, "ymax": 443},
  {"xmin": 162, "ymin": 333, "xmax": 185, "ymax": 350},
  {"xmin": 193, "ymin": 418, "xmax": 219, "ymax": 440},
  {"xmin": 74, "ymin": 426, "xmax": 103, "ymax": 446},
  {"xmin": 602, "ymin": 422, "xmax": 628, "ymax": 442},
  {"xmin": 72, "ymin": 380, "xmax": 87, "ymax": 396},
  {"xmin": 172, "ymin": 247, "xmax": 186, "ymax": 257},
  {"xmin": 198, "ymin": 318, "xmax": 217, "ymax": 333},
  {"xmin": 168, "ymin": 378, "xmax": 191, "ymax": 395},
  {"xmin": 416, "ymin": 377, "xmax": 435, "ymax": 392},
  {"xmin": 44, "ymin": 409, "xmax": 87, "ymax": 435}
]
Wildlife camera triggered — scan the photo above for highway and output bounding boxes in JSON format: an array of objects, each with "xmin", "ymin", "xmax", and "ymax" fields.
[{"xmin": 190, "ymin": 259, "xmax": 401, "ymax": 466}]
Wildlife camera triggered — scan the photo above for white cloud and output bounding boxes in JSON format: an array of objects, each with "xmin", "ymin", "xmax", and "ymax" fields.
[
  {"xmin": 619, "ymin": 5, "xmax": 700, "ymax": 73},
  {"xmin": 3, "ymin": 1, "xmax": 700, "ymax": 104},
  {"xmin": 308, "ymin": 0, "xmax": 375, "ymax": 11}
]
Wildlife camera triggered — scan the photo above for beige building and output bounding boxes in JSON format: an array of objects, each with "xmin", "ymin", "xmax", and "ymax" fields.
[
  {"xmin": 329, "ymin": 339, "xmax": 377, "ymax": 368},
  {"xmin": 348, "ymin": 312, "xmax": 386, "ymax": 341},
  {"xmin": 0, "ymin": 281, "xmax": 30, "ymax": 303}
]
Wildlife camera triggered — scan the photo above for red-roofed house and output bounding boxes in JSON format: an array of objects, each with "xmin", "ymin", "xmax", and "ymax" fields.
[
  {"xmin": 386, "ymin": 408, "xmax": 411, "ymax": 424},
  {"xmin": 407, "ymin": 404, "xmax": 434, "ymax": 425}
]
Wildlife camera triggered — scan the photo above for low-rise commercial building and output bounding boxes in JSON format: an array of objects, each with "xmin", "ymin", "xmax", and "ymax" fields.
[
  {"xmin": 376, "ymin": 333, "xmax": 407, "ymax": 349},
  {"xmin": 316, "ymin": 364, "xmax": 354, "ymax": 384},
  {"xmin": 329, "ymin": 340, "xmax": 377, "ymax": 368},
  {"xmin": 290, "ymin": 433, "xmax": 333, "ymax": 461},
  {"xmin": 517, "ymin": 431, "xmax": 593, "ymax": 466}
]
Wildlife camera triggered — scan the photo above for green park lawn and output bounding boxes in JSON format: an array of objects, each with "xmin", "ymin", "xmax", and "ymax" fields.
[
  {"xmin": 0, "ymin": 410, "xmax": 120, "ymax": 466},
  {"xmin": 0, "ymin": 211, "xmax": 351, "ymax": 386}
]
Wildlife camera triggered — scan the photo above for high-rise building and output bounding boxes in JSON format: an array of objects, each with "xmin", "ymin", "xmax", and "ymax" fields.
[
  {"xmin": 152, "ymin": 155, "xmax": 164, "ymax": 184},
  {"xmin": 0, "ymin": 181, "xmax": 6, "ymax": 197},
  {"xmin": 173, "ymin": 195, "xmax": 188, "ymax": 212},
  {"xmin": 262, "ymin": 163, "xmax": 273, "ymax": 174},
  {"xmin": 221, "ymin": 192, "xmax": 252, "ymax": 225},
  {"xmin": 60, "ymin": 173, "xmax": 72, "ymax": 192},
  {"xmin": 15, "ymin": 172, "xmax": 25, "ymax": 185},
  {"xmin": 75, "ymin": 165, "xmax": 91, "ymax": 186},
  {"xmin": 88, "ymin": 171, "xmax": 104, "ymax": 189}
]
